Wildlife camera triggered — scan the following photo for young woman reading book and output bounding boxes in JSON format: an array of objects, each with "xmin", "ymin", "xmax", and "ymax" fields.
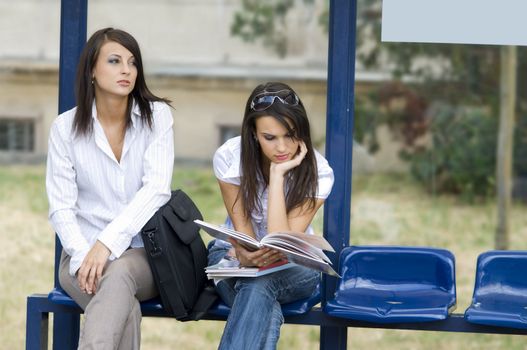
[{"xmin": 208, "ymin": 82, "xmax": 334, "ymax": 349}]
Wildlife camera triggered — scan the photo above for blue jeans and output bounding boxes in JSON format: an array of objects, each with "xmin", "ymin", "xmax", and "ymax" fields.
[{"xmin": 208, "ymin": 242, "xmax": 320, "ymax": 350}]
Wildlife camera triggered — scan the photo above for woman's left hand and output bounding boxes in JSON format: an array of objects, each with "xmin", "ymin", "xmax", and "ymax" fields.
[
  {"xmin": 77, "ymin": 240, "xmax": 111, "ymax": 295},
  {"xmin": 229, "ymin": 239, "xmax": 285, "ymax": 267},
  {"xmin": 270, "ymin": 141, "xmax": 308, "ymax": 177}
]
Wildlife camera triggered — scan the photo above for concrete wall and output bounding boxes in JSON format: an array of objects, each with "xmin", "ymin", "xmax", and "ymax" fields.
[{"xmin": 0, "ymin": 0, "xmax": 328, "ymax": 66}]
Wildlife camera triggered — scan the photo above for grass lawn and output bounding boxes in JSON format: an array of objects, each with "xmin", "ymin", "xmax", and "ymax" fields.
[{"xmin": 1, "ymin": 166, "xmax": 526, "ymax": 349}]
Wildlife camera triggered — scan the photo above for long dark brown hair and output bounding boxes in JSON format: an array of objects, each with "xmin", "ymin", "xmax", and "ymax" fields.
[
  {"xmin": 73, "ymin": 27, "xmax": 171, "ymax": 136},
  {"xmin": 240, "ymin": 82, "xmax": 318, "ymax": 219}
]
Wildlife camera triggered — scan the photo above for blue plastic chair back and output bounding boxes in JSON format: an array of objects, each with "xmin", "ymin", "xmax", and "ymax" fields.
[
  {"xmin": 324, "ymin": 246, "xmax": 456, "ymax": 323},
  {"xmin": 464, "ymin": 250, "xmax": 527, "ymax": 329}
]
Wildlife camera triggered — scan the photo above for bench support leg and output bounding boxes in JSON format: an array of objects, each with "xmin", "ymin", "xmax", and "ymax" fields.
[
  {"xmin": 320, "ymin": 325, "xmax": 347, "ymax": 350},
  {"xmin": 52, "ymin": 313, "xmax": 80, "ymax": 350},
  {"xmin": 26, "ymin": 297, "xmax": 49, "ymax": 350}
]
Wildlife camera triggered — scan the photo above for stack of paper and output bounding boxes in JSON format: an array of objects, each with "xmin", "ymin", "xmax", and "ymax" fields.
[{"xmin": 205, "ymin": 258, "xmax": 295, "ymax": 279}]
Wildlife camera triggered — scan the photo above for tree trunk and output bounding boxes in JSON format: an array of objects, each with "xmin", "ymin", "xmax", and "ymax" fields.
[{"xmin": 495, "ymin": 45, "xmax": 517, "ymax": 250}]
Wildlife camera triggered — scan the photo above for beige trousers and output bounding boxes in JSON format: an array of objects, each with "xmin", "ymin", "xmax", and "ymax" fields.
[{"xmin": 59, "ymin": 248, "xmax": 157, "ymax": 350}]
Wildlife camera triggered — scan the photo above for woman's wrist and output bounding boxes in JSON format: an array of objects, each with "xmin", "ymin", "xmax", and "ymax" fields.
[
  {"xmin": 269, "ymin": 163, "xmax": 287, "ymax": 178},
  {"xmin": 269, "ymin": 167, "xmax": 286, "ymax": 186},
  {"xmin": 227, "ymin": 248, "xmax": 237, "ymax": 258}
]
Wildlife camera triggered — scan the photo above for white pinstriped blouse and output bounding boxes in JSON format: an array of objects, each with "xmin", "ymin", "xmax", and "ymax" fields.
[{"xmin": 46, "ymin": 101, "xmax": 174, "ymax": 276}]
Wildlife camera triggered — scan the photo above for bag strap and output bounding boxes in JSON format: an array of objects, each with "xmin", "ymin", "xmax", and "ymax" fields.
[
  {"xmin": 177, "ymin": 190, "xmax": 215, "ymax": 320},
  {"xmin": 182, "ymin": 231, "xmax": 217, "ymax": 321},
  {"xmin": 189, "ymin": 284, "xmax": 218, "ymax": 321},
  {"xmin": 189, "ymin": 238, "xmax": 206, "ymax": 288}
]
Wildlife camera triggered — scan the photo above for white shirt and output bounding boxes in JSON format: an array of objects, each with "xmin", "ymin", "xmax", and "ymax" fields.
[
  {"xmin": 213, "ymin": 136, "xmax": 334, "ymax": 241},
  {"xmin": 46, "ymin": 101, "xmax": 174, "ymax": 276}
]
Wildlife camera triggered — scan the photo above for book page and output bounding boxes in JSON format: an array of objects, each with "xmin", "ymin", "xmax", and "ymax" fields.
[
  {"xmin": 262, "ymin": 237, "xmax": 330, "ymax": 263},
  {"xmin": 278, "ymin": 248, "xmax": 339, "ymax": 277},
  {"xmin": 262, "ymin": 233, "xmax": 333, "ymax": 262},
  {"xmin": 263, "ymin": 232, "xmax": 335, "ymax": 252},
  {"xmin": 194, "ymin": 219, "xmax": 262, "ymax": 250}
]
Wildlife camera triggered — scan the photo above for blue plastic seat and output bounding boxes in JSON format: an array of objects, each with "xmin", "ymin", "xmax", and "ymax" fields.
[
  {"xmin": 207, "ymin": 283, "xmax": 321, "ymax": 317},
  {"xmin": 48, "ymin": 287, "xmax": 165, "ymax": 313},
  {"xmin": 464, "ymin": 250, "xmax": 527, "ymax": 329},
  {"xmin": 49, "ymin": 282, "xmax": 320, "ymax": 317},
  {"xmin": 324, "ymin": 246, "xmax": 456, "ymax": 323}
]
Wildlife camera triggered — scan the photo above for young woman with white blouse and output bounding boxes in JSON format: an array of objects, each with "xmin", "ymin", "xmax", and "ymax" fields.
[{"xmin": 46, "ymin": 28, "xmax": 173, "ymax": 349}]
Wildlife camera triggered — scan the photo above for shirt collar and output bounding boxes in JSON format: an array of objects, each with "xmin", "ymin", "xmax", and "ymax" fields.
[
  {"xmin": 130, "ymin": 99, "xmax": 141, "ymax": 129},
  {"xmin": 91, "ymin": 99, "xmax": 141, "ymax": 129}
]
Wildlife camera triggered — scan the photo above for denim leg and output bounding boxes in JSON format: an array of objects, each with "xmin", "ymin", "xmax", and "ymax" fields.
[
  {"xmin": 218, "ymin": 265, "xmax": 319, "ymax": 350},
  {"xmin": 260, "ymin": 301, "xmax": 283, "ymax": 350},
  {"xmin": 207, "ymin": 240, "xmax": 230, "ymax": 266},
  {"xmin": 208, "ymin": 241, "xmax": 237, "ymax": 307}
]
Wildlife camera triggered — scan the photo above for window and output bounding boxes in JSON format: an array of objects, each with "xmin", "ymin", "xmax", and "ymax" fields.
[
  {"xmin": 0, "ymin": 119, "xmax": 35, "ymax": 152},
  {"xmin": 219, "ymin": 125, "xmax": 240, "ymax": 145}
]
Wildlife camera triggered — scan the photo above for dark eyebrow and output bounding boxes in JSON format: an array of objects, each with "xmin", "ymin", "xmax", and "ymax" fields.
[
  {"xmin": 108, "ymin": 53, "xmax": 135, "ymax": 60},
  {"xmin": 261, "ymin": 132, "xmax": 294, "ymax": 138}
]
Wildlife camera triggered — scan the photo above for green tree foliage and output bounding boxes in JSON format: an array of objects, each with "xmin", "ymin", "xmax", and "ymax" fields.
[
  {"xmin": 231, "ymin": 0, "xmax": 315, "ymax": 57},
  {"xmin": 401, "ymin": 106, "xmax": 498, "ymax": 201}
]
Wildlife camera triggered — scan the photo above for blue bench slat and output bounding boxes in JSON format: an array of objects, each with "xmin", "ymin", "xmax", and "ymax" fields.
[{"xmin": 49, "ymin": 283, "xmax": 321, "ymax": 318}]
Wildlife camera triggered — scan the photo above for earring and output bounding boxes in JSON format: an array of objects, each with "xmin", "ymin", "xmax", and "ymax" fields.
[{"xmin": 91, "ymin": 77, "xmax": 94, "ymax": 85}]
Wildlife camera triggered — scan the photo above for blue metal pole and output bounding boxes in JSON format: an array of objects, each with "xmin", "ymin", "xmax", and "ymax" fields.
[
  {"xmin": 58, "ymin": 0, "xmax": 87, "ymax": 113},
  {"xmin": 53, "ymin": 1, "xmax": 87, "ymax": 349},
  {"xmin": 321, "ymin": 0, "xmax": 357, "ymax": 349}
]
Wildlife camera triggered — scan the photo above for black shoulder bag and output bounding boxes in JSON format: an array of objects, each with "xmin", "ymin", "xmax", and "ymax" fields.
[{"xmin": 141, "ymin": 189, "xmax": 217, "ymax": 321}]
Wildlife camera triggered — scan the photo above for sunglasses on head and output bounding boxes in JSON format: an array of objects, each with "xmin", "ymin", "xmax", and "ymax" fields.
[{"xmin": 250, "ymin": 89, "xmax": 299, "ymax": 112}]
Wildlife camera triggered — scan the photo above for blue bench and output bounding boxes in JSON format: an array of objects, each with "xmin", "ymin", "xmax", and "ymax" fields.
[
  {"xmin": 48, "ymin": 281, "xmax": 321, "ymax": 318},
  {"xmin": 27, "ymin": 244, "xmax": 527, "ymax": 350},
  {"xmin": 25, "ymin": 241, "xmax": 325, "ymax": 350},
  {"xmin": 465, "ymin": 250, "xmax": 527, "ymax": 329}
]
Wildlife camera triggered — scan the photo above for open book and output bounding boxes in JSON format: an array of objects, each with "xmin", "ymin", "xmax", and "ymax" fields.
[
  {"xmin": 205, "ymin": 257, "xmax": 295, "ymax": 280},
  {"xmin": 194, "ymin": 219, "xmax": 339, "ymax": 277}
]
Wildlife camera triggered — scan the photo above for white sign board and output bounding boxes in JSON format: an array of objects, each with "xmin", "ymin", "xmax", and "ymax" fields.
[{"xmin": 382, "ymin": 0, "xmax": 527, "ymax": 46}]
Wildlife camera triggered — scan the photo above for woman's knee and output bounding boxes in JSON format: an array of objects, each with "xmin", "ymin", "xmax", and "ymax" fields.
[{"xmin": 234, "ymin": 277, "xmax": 276, "ymax": 299}]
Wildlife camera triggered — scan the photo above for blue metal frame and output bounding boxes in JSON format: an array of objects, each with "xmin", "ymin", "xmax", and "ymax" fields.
[
  {"xmin": 52, "ymin": 0, "xmax": 88, "ymax": 349},
  {"xmin": 321, "ymin": 0, "xmax": 358, "ymax": 349},
  {"xmin": 28, "ymin": 0, "xmax": 360, "ymax": 349}
]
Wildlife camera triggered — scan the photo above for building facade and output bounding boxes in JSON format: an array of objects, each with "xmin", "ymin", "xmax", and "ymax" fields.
[{"xmin": 0, "ymin": 0, "xmax": 403, "ymax": 170}]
